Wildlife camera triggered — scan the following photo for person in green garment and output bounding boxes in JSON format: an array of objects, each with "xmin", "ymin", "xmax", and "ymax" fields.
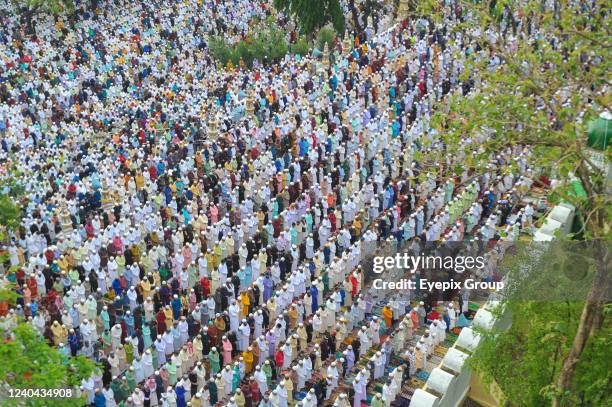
[
  {"xmin": 143, "ymin": 324, "xmax": 152, "ymax": 349},
  {"xmin": 232, "ymin": 363, "xmax": 241, "ymax": 392},
  {"xmin": 159, "ymin": 266, "xmax": 171, "ymax": 283},
  {"xmin": 322, "ymin": 272, "xmax": 329, "ymax": 294},
  {"xmin": 188, "ymin": 263, "xmax": 197, "ymax": 288},
  {"xmin": 305, "ymin": 211, "xmax": 313, "ymax": 233},
  {"xmin": 272, "ymin": 201, "xmax": 279, "ymax": 218},
  {"xmin": 167, "ymin": 358, "xmax": 177, "ymax": 386},
  {"xmin": 99, "ymin": 329, "xmax": 111, "ymax": 352},
  {"xmin": 152, "ymin": 345, "xmax": 159, "ymax": 369},
  {"xmin": 116, "ymin": 376, "xmax": 130, "ymax": 403},
  {"xmin": 126, "ymin": 367, "xmax": 136, "ymax": 392},
  {"xmin": 101, "ymin": 306, "xmax": 111, "ymax": 331},
  {"xmin": 58, "ymin": 343, "xmax": 69, "ymax": 364},
  {"xmin": 445, "ymin": 179, "xmax": 455, "ymax": 203},
  {"xmin": 208, "ymin": 378, "xmax": 218, "ymax": 404},
  {"xmin": 262, "ymin": 359, "xmax": 273, "ymax": 387},
  {"xmin": 379, "ymin": 318, "xmax": 387, "ymax": 336},
  {"xmin": 371, "ymin": 392, "xmax": 385, "ymax": 407},
  {"xmin": 125, "ymin": 339, "xmax": 134, "ymax": 364},
  {"xmin": 69, "ymin": 269, "xmax": 80, "ymax": 286},
  {"xmin": 209, "ymin": 347, "xmax": 221, "ymax": 374}
]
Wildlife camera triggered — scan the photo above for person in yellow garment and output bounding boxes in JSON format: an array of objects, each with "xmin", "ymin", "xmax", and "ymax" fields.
[
  {"xmin": 239, "ymin": 290, "xmax": 250, "ymax": 318},
  {"xmin": 164, "ymin": 305, "xmax": 173, "ymax": 331},
  {"xmin": 242, "ymin": 346, "xmax": 254, "ymax": 375},
  {"xmin": 234, "ymin": 389, "xmax": 246, "ymax": 407},
  {"xmin": 288, "ymin": 303, "xmax": 298, "ymax": 329},
  {"xmin": 382, "ymin": 304, "xmax": 393, "ymax": 333}
]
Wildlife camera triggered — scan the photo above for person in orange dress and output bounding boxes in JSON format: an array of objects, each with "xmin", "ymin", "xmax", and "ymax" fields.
[
  {"xmin": 382, "ymin": 305, "xmax": 393, "ymax": 332},
  {"xmin": 243, "ymin": 346, "xmax": 254, "ymax": 374}
]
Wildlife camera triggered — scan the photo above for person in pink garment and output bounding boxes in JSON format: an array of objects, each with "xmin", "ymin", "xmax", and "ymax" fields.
[{"xmin": 222, "ymin": 335, "xmax": 233, "ymax": 365}]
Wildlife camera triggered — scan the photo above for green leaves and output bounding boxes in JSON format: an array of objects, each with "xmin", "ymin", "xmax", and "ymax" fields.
[
  {"xmin": 0, "ymin": 195, "xmax": 21, "ymax": 231},
  {"xmin": 209, "ymin": 19, "xmax": 340, "ymax": 68},
  {"xmin": 419, "ymin": 1, "xmax": 611, "ymax": 404},
  {"xmin": 274, "ymin": 0, "xmax": 344, "ymax": 36},
  {"xmin": 209, "ymin": 24, "xmax": 291, "ymax": 68},
  {"xmin": 0, "ymin": 324, "xmax": 97, "ymax": 406},
  {"xmin": 290, "ymin": 35, "xmax": 310, "ymax": 56},
  {"xmin": 315, "ymin": 27, "xmax": 336, "ymax": 50},
  {"xmin": 13, "ymin": 0, "xmax": 74, "ymax": 15}
]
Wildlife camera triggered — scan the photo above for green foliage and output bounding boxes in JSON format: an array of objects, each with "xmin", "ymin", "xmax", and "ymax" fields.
[
  {"xmin": 326, "ymin": 0, "xmax": 345, "ymax": 34},
  {"xmin": 273, "ymin": 0, "xmax": 344, "ymax": 36},
  {"xmin": 0, "ymin": 324, "xmax": 97, "ymax": 406},
  {"xmin": 209, "ymin": 25, "xmax": 298, "ymax": 68},
  {"xmin": 208, "ymin": 37, "xmax": 232, "ymax": 66},
  {"xmin": 13, "ymin": 0, "xmax": 74, "ymax": 15},
  {"xmin": 316, "ymin": 27, "xmax": 336, "ymax": 50},
  {"xmin": 570, "ymin": 304, "xmax": 612, "ymax": 405},
  {"xmin": 0, "ymin": 195, "xmax": 21, "ymax": 231},
  {"xmin": 0, "ymin": 283, "xmax": 20, "ymax": 305},
  {"xmin": 290, "ymin": 35, "xmax": 311, "ymax": 57},
  {"xmin": 415, "ymin": 0, "xmax": 611, "ymax": 405},
  {"xmin": 465, "ymin": 241, "xmax": 611, "ymax": 406},
  {"xmin": 419, "ymin": 0, "xmax": 610, "ymax": 240},
  {"xmin": 469, "ymin": 299, "xmax": 611, "ymax": 406}
]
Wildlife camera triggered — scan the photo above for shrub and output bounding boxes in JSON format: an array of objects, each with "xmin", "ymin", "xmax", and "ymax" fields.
[
  {"xmin": 267, "ymin": 29, "xmax": 288, "ymax": 62},
  {"xmin": 290, "ymin": 36, "xmax": 311, "ymax": 57},
  {"xmin": 208, "ymin": 37, "xmax": 232, "ymax": 65},
  {"xmin": 316, "ymin": 26, "xmax": 335, "ymax": 50},
  {"xmin": 233, "ymin": 41, "xmax": 254, "ymax": 66},
  {"xmin": 208, "ymin": 19, "xmax": 317, "ymax": 68}
]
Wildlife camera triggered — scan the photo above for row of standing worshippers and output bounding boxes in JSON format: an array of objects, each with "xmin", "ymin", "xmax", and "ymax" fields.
[
  {"xmin": 85, "ymin": 169, "xmax": 492, "ymax": 407},
  {"xmin": 339, "ymin": 155, "xmax": 538, "ymax": 407},
  {"xmin": 9, "ymin": 143, "xmax": 532, "ymax": 407},
  {"xmin": 3, "ymin": 0, "xmax": 482, "ymax": 304}
]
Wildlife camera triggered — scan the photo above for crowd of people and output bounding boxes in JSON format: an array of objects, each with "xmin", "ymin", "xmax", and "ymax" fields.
[{"xmin": 0, "ymin": 0, "xmax": 542, "ymax": 406}]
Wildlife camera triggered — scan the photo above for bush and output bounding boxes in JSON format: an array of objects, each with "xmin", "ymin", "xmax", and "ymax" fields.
[
  {"xmin": 316, "ymin": 26, "xmax": 335, "ymax": 50},
  {"xmin": 233, "ymin": 41, "xmax": 254, "ymax": 66},
  {"xmin": 209, "ymin": 37, "xmax": 232, "ymax": 66},
  {"xmin": 209, "ymin": 25, "xmax": 300, "ymax": 68},
  {"xmin": 290, "ymin": 36, "xmax": 311, "ymax": 57},
  {"xmin": 266, "ymin": 29, "xmax": 288, "ymax": 62},
  {"xmin": 208, "ymin": 19, "xmax": 320, "ymax": 68}
]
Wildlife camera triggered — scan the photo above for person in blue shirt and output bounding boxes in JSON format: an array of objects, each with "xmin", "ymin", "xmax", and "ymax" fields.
[
  {"xmin": 298, "ymin": 138, "xmax": 309, "ymax": 157},
  {"xmin": 93, "ymin": 389, "xmax": 106, "ymax": 407},
  {"xmin": 175, "ymin": 382, "xmax": 187, "ymax": 407},
  {"xmin": 310, "ymin": 285, "xmax": 319, "ymax": 314},
  {"xmin": 124, "ymin": 311, "xmax": 135, "ymax": 336},
  {"xmin": 171, "ymin": 294, "xmax": 182, "ymax": 320}
]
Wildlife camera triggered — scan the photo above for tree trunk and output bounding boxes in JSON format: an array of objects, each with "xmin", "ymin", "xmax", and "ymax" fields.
[{"xmin": 552, "ymin": 243, "xmax": 610, "ymax": 407}]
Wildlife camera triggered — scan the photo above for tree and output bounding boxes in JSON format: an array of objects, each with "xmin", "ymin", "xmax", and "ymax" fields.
[
  {"xmin": 415, "ymin": 0, "xmax": 610, "ymax": 405},
  {"xmin": 467, "ymin": 242, "xmax": 611, "ymax": 406},
  {"xmin": 0, "ymin": 323, "xmax": 97, "ymax": 407},
  {"xmin": 273, "ymin": 0, "xmax": 345, "ymax": 36},
  {"xmin": 0, "ymin": 195, "xmax": 20, "ymax": 234}
]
